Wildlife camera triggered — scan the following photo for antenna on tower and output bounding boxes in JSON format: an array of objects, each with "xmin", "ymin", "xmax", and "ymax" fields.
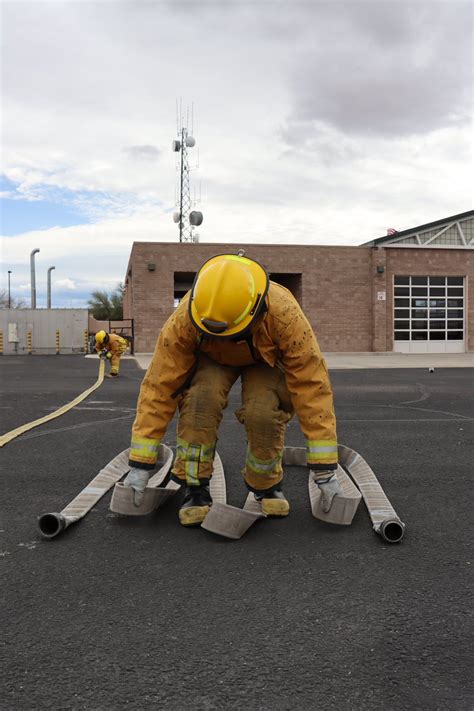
[{"xmin": 172, "ymin": 100, "xmax": 203, "ymax": 243}]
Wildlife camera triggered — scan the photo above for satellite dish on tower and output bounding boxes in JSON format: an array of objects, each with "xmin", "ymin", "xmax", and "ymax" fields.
[
  {"xmin": 189, "ymin": 211, "xmax": 203, "ymax": 226},
  {"xmin": 173, "ymin": 211, "xmax": 181, "ymax": 223},
  {"xmin": 185, "ymin": 136, "xmax": 196, "ymax": 147},
  {"xmin": 172, "ymin": 140, "xmax": 181, "ymax": 152}
]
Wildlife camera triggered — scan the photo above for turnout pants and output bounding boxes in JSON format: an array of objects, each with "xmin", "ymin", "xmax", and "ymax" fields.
[
  {"xmin": 110, "ymin": 352, "xmax": 121, "ymax": 375},
  {"xmin": 172, "ymin": 355, "xmax": 294, "ymax": 493},
  {"xmin": 109, "ymin": 343, "xmax": 128, "ymax": 375}
]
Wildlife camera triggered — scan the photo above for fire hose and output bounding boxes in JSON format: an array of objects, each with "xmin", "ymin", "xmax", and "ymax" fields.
[
  {"xmin": 38, "ymin": 445, "xmax": 174, "ymax": 539},
  {"xmin": 38, "ymin": 443, "xmax": 404, "ymax": 543},
  {"xmin": 0, "ymin": 360, "xmax": 105, "ymax": 448}
]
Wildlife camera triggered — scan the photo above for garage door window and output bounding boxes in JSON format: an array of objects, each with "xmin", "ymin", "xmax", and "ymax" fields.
[{"xmin": 394, "ymin": 276, "xmax": 465, "ymax": 347}]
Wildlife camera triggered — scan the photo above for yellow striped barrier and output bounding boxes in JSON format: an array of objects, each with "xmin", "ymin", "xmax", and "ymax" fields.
[
  {"xmin": 0, "ymin": 359, "xmax": 105, "ymax": 447},
  {"xmin": 27, "ymin": 331, "xmax": 32, "ymax": 354},
  {"xmin": 55, "ymin": 329, "xmax": 60, "ymax": 355},
  {"xmin": 84, "ymin": 330, "xmax": 89, "ymax": 353},
  {"xmin": 0, "ymin": 331, "xmax": 3, "ymax": 355}
]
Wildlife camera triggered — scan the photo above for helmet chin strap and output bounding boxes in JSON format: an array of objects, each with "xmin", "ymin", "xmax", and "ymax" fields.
[
  {"xmin": 228, "ymin": 297, "xmax": 268, "ymax": 341},
  {"xmin": 248, "ymin": 292, "xmax": 262, "ymax": 317}
]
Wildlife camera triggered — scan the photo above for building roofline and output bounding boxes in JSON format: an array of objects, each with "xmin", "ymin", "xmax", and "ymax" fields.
[
  {"xmin": 361, "ymin": 209, "xmax": 474, "ymax": 246},
  {"xmin": 128, "ymin": 241, "xmax": 371, "ymax": 251}
]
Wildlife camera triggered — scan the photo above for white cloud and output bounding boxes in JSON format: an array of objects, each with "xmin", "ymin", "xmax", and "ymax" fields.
[
  {"xmin": 54, "ymin": 278, "xmax": 76, "ymax": 290},
  {"xmin": 122, "ymin": 145, "xmax": 162, "ymax": 162},
  {"xmin": 1, "ymin": 0, "xmax": 472, "ymax": 309}
]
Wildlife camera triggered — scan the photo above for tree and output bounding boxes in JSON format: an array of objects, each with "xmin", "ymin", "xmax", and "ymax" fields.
[
  {"xmin": 0, "ymin": 289, "xmax": 26, "ymax": 309},
  {"xmin": 110, "ymin": 283, "xmax": 124, "ymax": 320},
  {"xmin": 87, "ymin": 283, "xmax": 123, "ymax": 320}
]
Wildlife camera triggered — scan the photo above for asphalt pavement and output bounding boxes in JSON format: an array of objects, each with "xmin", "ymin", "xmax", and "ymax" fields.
[{"xmin": 1, "ymin": 355, "xmax": 473, "ymax": 710}]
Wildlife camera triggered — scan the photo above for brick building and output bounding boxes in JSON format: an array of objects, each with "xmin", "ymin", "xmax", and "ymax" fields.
[{"xmin": 123, "ymin": 210, "xmax": 473, "ymax": 354}]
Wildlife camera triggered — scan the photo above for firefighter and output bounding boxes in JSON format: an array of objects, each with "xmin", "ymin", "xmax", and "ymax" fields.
[
  {"xmin": 124, "ymin": 253, "xmax": 342, "ymax": 525},
  {"xmin": 95, "ymin": 330, "xmax": 128, "ymax": 377}
]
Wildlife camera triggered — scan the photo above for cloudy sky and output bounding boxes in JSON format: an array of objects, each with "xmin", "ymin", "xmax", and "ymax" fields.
[{"xmin": 1, "ymin": 0, "xmax": 472, "ymax": 307}]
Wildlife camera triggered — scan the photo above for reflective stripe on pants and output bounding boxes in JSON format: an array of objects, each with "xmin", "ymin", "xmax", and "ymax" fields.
[{"xmin": 172, "ymin": 354, "xmax": 294, "ymax": 491}]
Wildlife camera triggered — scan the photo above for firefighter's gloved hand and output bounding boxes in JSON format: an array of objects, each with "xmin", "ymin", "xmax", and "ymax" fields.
[
  {"xmin": 123, "ymin": 468, "xmax": 151, "ymax": 506},
  {"xmin": 312, "ymin": 471, "xmax": 343, "ymax": 513},
  {"xmin": 99, "ymin": 349, "xmax": 108, "ymax": 360}
]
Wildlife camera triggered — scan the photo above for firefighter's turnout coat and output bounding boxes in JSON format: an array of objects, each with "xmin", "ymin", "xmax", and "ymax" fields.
[
  {"xmin": 95, "ymin": 333, "xmax": 128, "ymax": 374},
  {"xmin": 129, "ymin": 282, "xmax": 338, "ymax": 472}
]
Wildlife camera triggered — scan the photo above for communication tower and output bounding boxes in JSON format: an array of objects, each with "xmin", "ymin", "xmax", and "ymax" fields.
[{"xmin": 172, "ymin": 101, "xmax": 203, "ymax": 243}]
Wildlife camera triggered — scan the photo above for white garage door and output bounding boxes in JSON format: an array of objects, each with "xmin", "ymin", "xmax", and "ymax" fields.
[{"xmin": 393, "ymin": 275, "xmax": 465, "ymax": 353}]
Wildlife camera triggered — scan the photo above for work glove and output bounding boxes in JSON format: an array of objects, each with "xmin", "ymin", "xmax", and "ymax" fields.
[
  {"xmin": 312, "ymin": 471, "xmax": 344, "ymax": 513},
  {"xmin": 99, "ymin": 349, "xmax": 108, "ymax": 360},
  {"xmin": 123, "ymin": 467, "xmax": 151, "ymax": 506}
]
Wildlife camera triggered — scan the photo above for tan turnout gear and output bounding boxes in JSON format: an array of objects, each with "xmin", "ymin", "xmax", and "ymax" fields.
[
  {"xmin": 95, "ymin": 332, "xmax": 128, "ymax": 376},
  {"xmin": 172, "ymin": 353, "xmax": 293, "ymax": 492},
  {"xmin": 130, "ymin": 272, "xmax": 338, "ymax": 492}
]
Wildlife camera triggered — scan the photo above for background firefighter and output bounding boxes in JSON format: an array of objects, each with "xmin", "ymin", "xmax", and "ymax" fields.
[
  {"xmin": 94, "ymin": 330, "xmax": 129, "ymax": 377},
  {"xmin": 124, "ymin": 253, "xmax": 342, "ymax": 526}
]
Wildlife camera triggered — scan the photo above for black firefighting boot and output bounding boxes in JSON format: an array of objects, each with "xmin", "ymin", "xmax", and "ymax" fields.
[
  {"xmin": 254, "ymin": 486, "xmax": 290, "ymax": 517},
  {"xmin": 178, "ymin": 484, "xmax": 212, "ymax": 526}
]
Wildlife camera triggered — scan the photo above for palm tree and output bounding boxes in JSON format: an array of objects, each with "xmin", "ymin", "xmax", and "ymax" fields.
[
  {"xmin": 87, "ymin": 283, "xmax": 123, "ymax": 320},
  {"xmin": 110, "ymin": 283, "xmax": 124, "ymax": 320}
]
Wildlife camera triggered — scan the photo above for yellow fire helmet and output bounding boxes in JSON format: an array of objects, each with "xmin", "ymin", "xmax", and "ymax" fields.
[
  {"xmin": 95, "ymin": 330, "xmax": 109, "ymax": 345},
  {"xmin": 189, "ymin": 253, "xmax": 269, "ymax": 338}
]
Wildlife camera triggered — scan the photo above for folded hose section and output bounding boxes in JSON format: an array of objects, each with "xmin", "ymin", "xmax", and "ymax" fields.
[
  {"xmin": 109, "ymin": 451, "xmax": 226, "ymax": 516},
  {"xmin": 37, "ymin": 440, "xmax": 404, "ymax": 542},
  {"xmin": 203, "ymin": 445, "xmax": 404, "ymax": 542},
  {"xmin": 38, "ymin": 444, "xmax": 173, "ymax": 539},
  {"xmin": 277, "ymin": 445, "xmax": 404, "ymax": 542},
  {"xmin": 338, "ymin": 444, "xmax": 405, "ymax": 543},
  {"xmin": 0, "ymin": 359, "xmax": 105, "ymax": 448}
]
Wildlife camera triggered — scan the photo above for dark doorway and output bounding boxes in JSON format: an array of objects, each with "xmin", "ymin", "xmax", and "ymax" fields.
[
  {"xmin": 268, "ymin": 273, "xmax": 302, "ymax": 303},
  {"xmin": 174, "ymin": 272, "xmax": 196, "ymax": 307}
]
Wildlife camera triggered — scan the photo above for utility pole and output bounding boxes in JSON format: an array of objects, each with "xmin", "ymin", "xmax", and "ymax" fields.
[
  {"xmin": 7, "ymin": 270, "xmax": 12, "ymax": 308},
  {"xmin": 47, "ymin": 266, "xmax": 56, "ymax": 308}
]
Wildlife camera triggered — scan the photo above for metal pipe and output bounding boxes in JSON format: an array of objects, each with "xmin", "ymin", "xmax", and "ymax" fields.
[
  {"xmin": 30, "ymin": 249, "xmax": 40, "ymax": 308},
  {"xmin": 38, "ymin": 512, "xmax": 67, "ymax": 539},
  {"xmin": 47, "ymin": 266, "xmax": 55, "ymax": 308},
  {"xmin": 7, "ymin": 270, "xmax": 12, "ymax": 308},
  {"xmin": 378, "ymin": 519, "xmax": 405, "ymax": 543}
]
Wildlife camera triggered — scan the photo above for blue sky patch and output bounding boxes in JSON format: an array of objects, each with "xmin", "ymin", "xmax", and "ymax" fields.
[
  {"xmin": 1, "ymin": 195, "xmax": 90, "ymax": 235},
  {"xmin": 0, "ymin": 176, "xmax": 91, "ymax": 235},
  {"xmin": 0, "ymin": 175, "xmax": 160, "ymax": 235}
]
